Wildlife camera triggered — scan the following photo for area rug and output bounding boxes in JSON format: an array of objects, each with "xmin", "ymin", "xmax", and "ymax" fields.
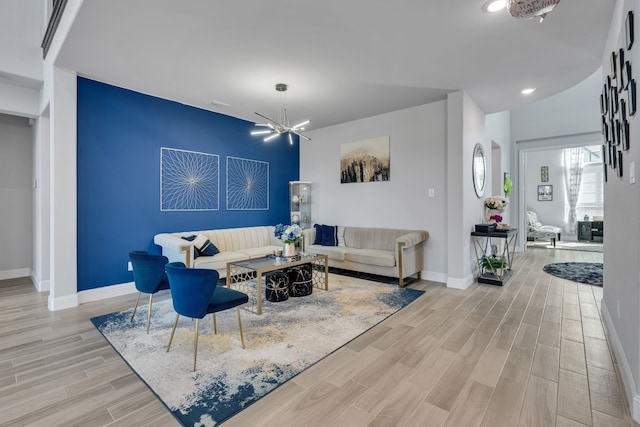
[
  {"xmin": 543, "ymin": 262, "xmax": 603, "ymax": 286},
  {"xmin": 91, "ymin": 273, "xmax": 424, "ymax": 426}
]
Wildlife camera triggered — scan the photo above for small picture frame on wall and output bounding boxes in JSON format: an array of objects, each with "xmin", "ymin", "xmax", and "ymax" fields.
[
  {"xmin": 618, "ymin": 150, "xmax": 624, "ymax": 177},
  {"xmin": 627, "ymin": 10, "xmax": 635, "ymax": 50},
  {"xmin": 611, "ymin": 50, "xmax": 618, "ymax": 78},
  {"xmin": 618, "ymin": 48, "xmax": 626, "ymax": 90},
  {"xmin": 623, "ymin": 120, "xmax": 630, "ymax": 150},
  {"xmin": 629, "ymin": 79, "xmax": 637, "ymax": 116},
  {"xmin": 540, "ymin": 165, "xmax": 549, "ymax": 182},
  {"xmin": 538, "ymin": 185, "xmax": 553, "ymax": 201}
]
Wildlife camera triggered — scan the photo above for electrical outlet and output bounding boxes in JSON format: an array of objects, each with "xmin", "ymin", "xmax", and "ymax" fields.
[
  {"xmin": 617, "ymin": 300, "xmax": 621, "ymax": 319},
  {"xmin": 127, "ymin": 261, "xmax": 133, "ymax": 271}
]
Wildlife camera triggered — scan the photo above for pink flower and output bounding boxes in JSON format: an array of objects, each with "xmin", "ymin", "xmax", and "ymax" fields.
[{"xmin": 489, "ymin": 214, "xmax": 503, "ymax": 223}]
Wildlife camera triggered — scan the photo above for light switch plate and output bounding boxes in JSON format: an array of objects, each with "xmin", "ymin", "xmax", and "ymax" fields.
[
  {"xmin": 630, "ymin": 161, "xmax": 636, "ymax": 184},
  {"xmin": 428, "ymin": 188, "xmax": 435, "ymax": 197}
]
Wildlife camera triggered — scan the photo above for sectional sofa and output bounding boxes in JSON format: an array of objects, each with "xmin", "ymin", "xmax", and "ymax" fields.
[{"xmin": 154, "ymin": 224, "xmax": 428, "ymax": 286}]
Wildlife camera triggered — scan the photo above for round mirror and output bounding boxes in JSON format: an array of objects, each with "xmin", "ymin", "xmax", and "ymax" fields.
[{"xmin": 472, "ymin": 143, "xmax": 486, "ymax": 198}]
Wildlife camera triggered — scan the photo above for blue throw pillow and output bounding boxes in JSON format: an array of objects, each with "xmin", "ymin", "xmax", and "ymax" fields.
[
  {"xmin": 193, "ymin": 233, "xmax": 220, "ymax": 256},
  {"xmin": 181, "ymin": 235, "xmax": 200, "ymax": 258},
  {"xmin": 321, "ymin": 225, "xmax": 338, "ymax": 246},
  {"xmin": 313, "ymin": 224, "xmax": 323, "ymax": 245}
]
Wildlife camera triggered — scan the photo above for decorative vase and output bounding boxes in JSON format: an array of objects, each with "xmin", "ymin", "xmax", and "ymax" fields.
[
  {"xmin": 283, "ymin": 242, "xmax": 297, "ymax": 257},
  {"xmin": 485, "ymin": 208, "xmax": 505, "ymax": 223}
]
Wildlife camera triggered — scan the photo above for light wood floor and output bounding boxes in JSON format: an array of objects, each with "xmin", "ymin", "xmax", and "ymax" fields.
[{"xmin": 0, "ymin": 246, "xmax": 636, "ymax": 426}]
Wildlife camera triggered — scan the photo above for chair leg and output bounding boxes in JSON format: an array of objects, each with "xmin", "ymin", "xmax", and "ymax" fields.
[
  {"xmin": 146, "ymin": 294, "xmax": 154, "ymax": 334},
  {"xmin": 237, "ymin": 307, "xmax": 246, "ymax": 349},
  {"xmin": 131, "ymin": 292, "xmax": 142, "ymax": 322},
  {"xmin": 213, "ymin": 313, "xmax": 217, "ymax": 334},
  {"xmin": 194, "ymin": 318, "xmax": 200, "ymax": 372},
  {"xmin": 167, "ymin": 314, "xmax": 180, "ymax": 352}
]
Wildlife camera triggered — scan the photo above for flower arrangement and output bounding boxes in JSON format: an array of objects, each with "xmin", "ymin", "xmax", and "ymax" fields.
[
  {"xmin": 484, "ymin": 196, "xmax": 508, "ymax": 210},
  {"xmin": 274, "ymin": 223, "xmax": 303, "ymax": 243},
  {"xmin": 489, "ymin": 214, "xmax": 503, "ymax": 224}
]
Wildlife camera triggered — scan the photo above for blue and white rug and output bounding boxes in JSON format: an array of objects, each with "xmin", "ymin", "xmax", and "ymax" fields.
[{"xmin": 91, "ymin": 273, "xmax": 424, "ymax": 426}]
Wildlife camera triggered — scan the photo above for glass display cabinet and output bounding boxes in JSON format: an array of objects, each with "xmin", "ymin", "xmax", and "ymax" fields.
[{"xmin": 289, "ymin": 181, "xmax": 311, "ymax": 230}]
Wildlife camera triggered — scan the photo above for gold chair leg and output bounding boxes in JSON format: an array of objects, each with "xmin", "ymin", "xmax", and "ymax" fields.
[
  {"xmin": 237, "ymin": 307, "xmax": 245, "ymax": 349},
  {"xmin": 194, "ymin": 318, "xmax": 200, "ymax": 372},
  {"xmin": 131, "ymin": 292, "xmax": 141, "ymax": 322},
  {"xmin": 213, "ymin": 313, "xmax": 217, "ymax": 334},
  {"xmin": 146, "ymin": 294, "xmax": 154, "ymax": 334},
  {"xmin": 167, "ymin": 314, "xmax": 180, "ymax": 352}
]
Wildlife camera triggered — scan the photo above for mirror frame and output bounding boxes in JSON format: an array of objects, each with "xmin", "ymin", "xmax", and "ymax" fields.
[{"xmin": 472, "ymin": 143, "xmax": 486, "ymax": 198}]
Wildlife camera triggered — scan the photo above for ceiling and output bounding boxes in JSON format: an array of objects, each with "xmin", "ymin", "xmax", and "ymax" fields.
[{"xmin": 55, "ymin": 0, "xmax": 615, "ymax": 132}]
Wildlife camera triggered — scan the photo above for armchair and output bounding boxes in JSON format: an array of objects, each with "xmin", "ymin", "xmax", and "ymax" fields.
[
  {"xmin": 129, "ymin": 251, "xmax": 171, "ymax": 333},
  {"xmin": 165, "ymin": 262, "xmax": 249, "ymax": 371}
]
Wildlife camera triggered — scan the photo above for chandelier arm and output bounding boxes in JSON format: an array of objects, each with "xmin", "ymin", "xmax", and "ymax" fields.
[
  {"xmin": 254, "ymin": 112, "xmax": 285, "ymax": 128},
  {"xmin": 291, "ymin": 130, "xmax": 311, "ymax": 141}
]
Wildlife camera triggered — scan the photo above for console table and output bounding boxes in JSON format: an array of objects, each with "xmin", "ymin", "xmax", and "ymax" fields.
[
  {"xmin": 471, "ymin": 228, "xmax": 518, "ymax": 286},
  {"xmin": 577, "ymin": 221, "xmax": 603, "ymax": 242}
]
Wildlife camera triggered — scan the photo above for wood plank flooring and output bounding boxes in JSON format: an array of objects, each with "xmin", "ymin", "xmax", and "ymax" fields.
[{"xmin": 0, "ymin": 246, "xmax": 636, "ymax": 426}]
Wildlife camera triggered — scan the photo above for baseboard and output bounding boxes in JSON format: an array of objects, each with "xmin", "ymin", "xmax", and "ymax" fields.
[
  {"xmin": 421, "ymin": 270, "xmax": 447, "ymax": 284},
  {"xmin": 446, "ymin": 273, "xmax": 474, "ymax": 290},
  {"xmin": 48, "ymin": 293, "xmax": 79, "ymax": 311},
  {"xmin": 29, "ymin": 270, "xmax": 50, "ymax": 292},
  {"xmin": 601, "ymin": 299, "xmax": 640, "ymax": 423},
  {"xmin": 77, "ymin": 281, "xmax": 137, "ymax": 304},
  {"xmin": 0, "ymin": 267, "xmax": 30, "ymax": 281}
]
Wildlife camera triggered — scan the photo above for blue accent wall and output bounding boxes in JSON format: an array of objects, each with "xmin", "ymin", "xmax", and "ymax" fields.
[{"xmin": 77, "ymin": 77, "xmax": 299, "ymax": 291}]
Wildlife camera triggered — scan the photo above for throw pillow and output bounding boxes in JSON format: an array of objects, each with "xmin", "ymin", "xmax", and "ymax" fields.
[
  {"xmin": 193, "ymin": 233, "xmax": 220, "ymax": 256},
  {"xmin": 337, "ymin": 226, "xmax": 346, "ymax": 247},
  {"xmin": 181, "ymin": 235, "xmax": 200, "ymax": 258},
  {"xmin": 313, "ymin": 224, "xmax": 323, "ymax": 245},
  {"xmin": 321, "ymin": 225, "xmax": 338, "ymax": 246}
]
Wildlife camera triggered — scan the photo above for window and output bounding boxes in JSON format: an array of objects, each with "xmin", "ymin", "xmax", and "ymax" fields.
[{"xmin": 576, "ymin": 146, "xmax": 604, "ymax": 220}]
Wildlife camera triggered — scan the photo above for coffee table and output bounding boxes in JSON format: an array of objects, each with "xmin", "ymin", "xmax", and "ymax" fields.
[{"xmin": 226, "ymin": 252, "xmax": 328, "ymax": 314}]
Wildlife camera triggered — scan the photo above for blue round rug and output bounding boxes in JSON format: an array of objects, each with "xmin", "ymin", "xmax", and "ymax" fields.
[{"xmin": 543, "ymin": 262, "xmax": 603, "ymax": 286}]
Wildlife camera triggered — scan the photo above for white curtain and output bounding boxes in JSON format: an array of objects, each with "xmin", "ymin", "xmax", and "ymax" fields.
[{"xmin": 563, "ymin": 147, "xmax": 584, "ymax": 234}]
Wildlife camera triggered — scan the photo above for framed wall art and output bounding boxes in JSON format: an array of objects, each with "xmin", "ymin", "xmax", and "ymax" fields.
[
  {"xmin": 540, "ymin": 165, "xmax": 549, "ymax": 182},
  {"xmin": 538, "ymin": 185, "xmax": 553, "ymax": 201}
]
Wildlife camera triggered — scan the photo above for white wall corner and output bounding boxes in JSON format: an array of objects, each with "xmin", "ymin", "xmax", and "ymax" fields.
[
  {"xmin": 446, "ymin": 274, "xmax": 475, "ymax": 290},
  {"xmin": 601, "ymin": 299, "xmax": 640, "ymax": 423},
  {"xmin": 422, "ymin": 270, "xmax": 448, "ymax": 284},
  {"xmin": 48, "ymin": 293, "xmax": 78, "ymax": 311},
  {"xmin": 30, "ymin": 270, "xmax": 50, "ymax": 292},
  {"xmin": 77, "ymin": 281, "xmax": 137, "ymax": 304}
]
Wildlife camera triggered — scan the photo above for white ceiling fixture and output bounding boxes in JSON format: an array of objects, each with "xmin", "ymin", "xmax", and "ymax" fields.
[
  {"xmin": 521, "ymin": 87, "xmax": 536, "ymax": 94},
  {"xmin": 484, "ymin": 0, "xmax": 507, "ymax": 13},
  {"xmin": 251, "ymin": 83, "xmax": 311, "ymax": 144},
  {"xmin": 507, "ymin": 0, "xmax": 561, "ymax": 22}
]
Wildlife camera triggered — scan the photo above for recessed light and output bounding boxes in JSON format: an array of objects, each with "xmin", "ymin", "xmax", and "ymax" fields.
[
  {"xmin": 484, "ymin": 0, "xmax": 507, "ymax": 13},
  {"xmin": 521, "ymin": 87, "xmax": 536, "ymax": 95}
]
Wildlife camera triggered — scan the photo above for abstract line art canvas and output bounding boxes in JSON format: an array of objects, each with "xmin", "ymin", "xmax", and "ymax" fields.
[
  {"xmin": 160, "ymin": 147, "xmax": 220, "ymax": 211},
  {"xmin": 226, "ymin": 156, "xmax": 269, "ymax": 210}
]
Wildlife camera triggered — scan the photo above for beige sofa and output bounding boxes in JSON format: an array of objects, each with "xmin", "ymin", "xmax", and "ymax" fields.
[
  {"xmin": 303, "ymin": 225, "xmax": 428, "ymax": 287},
  {"xmin": 154, "ymin": 226, "xmax": 282, "ymax": 278}
]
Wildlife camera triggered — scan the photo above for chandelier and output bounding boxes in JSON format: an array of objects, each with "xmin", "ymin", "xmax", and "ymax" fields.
[
  {"xmin": 507, "ymin": 0, "xmax": 561, "ymax": 22},
  {"xmin": 251, "ymin": 83, "xmax": 311, "ymax": 144}
]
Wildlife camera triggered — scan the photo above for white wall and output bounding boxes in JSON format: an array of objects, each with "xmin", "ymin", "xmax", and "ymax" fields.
[
  {"xmin": 486, "ymin": 110, "xmax": 512, "ymax": 222},
  {"xmin": 0, "ymin": 0, "xmax": 45, "ymax": 82},
  {"xmin": 301, "ymin": 100, "xmax": 448, "ymax": 283},
  {"xmin": 32, "ymin": 113, "xmax": 50, "ymax": 291},
  {"xmin": 600, "ymin": 0, "xmax": 640, "ymax": 420},
  {"xmin": 525, "ymin": 149, "xmax": 566, "ymax": 231},
  {"xmin": 0, "ymin": 113, "xmax": 33, "ymax": 279}
]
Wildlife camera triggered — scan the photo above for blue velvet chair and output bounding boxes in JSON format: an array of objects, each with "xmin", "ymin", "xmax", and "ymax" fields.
[
  {"xmin": 129, "ymin": 251, "xmax": 171, "ymax": 334},
  {"xmin": 165, "ymin": 262, "xmax": 248, "ymax": 371}
]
